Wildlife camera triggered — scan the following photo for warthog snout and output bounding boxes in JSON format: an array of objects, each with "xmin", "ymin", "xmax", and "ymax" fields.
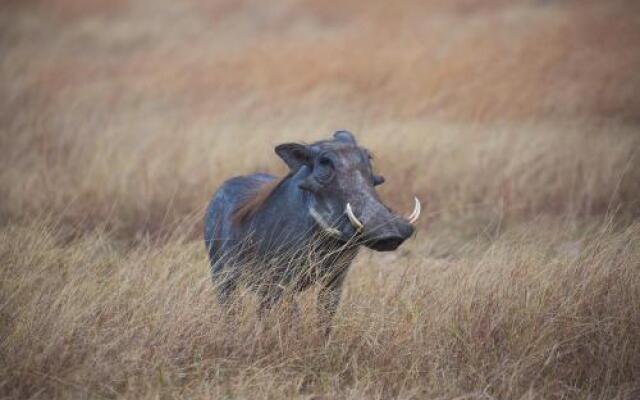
[
  {"xmin": 343, "ymin": 197, "xmax": 419, "ymax": 251},
  {"xmin": 365, "ymin": 220, "xmax": 415, "ymax": 252}
]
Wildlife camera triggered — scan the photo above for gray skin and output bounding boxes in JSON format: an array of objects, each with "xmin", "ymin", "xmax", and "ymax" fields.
[{"xmin": 204, "ymin": 131, "xmax": 414, "ymax": 329}]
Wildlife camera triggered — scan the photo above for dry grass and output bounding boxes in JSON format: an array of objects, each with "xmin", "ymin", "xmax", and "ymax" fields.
[{"xmin": 1, "ymin": 0, "xmax": 640, "ymax": 398}]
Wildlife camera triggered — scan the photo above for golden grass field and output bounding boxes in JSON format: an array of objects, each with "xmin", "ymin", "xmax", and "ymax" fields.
[{"xmin": 1, "ymin": 0, "xmax": 640, "ymax": 398}]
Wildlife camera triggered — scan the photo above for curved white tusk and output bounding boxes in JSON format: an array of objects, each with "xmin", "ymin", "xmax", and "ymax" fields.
[
  {"xmin": 407, "ymin": 196, "xmax": 421, "ymax": 224},
  {"xmin": 345, "ymin": 203, "xmax": 364, "ymax": 232},
  {"xmin": 309, "ymin": 207, "xmax": 342, "ymax": 239}
]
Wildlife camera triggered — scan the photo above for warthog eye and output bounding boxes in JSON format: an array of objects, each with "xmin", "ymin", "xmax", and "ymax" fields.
[
  {"xmin": 318, "ymin": 156, "xmax": 332, "ymax": 167},
  {"xmin": 315, "ymin": 156, "xmax": 334, "ymax": 184}
]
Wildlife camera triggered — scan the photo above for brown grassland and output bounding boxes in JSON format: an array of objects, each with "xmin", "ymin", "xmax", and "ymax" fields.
[{"xmin": 1, "ymin": 0, "xmax": 640, "ymax": 398}]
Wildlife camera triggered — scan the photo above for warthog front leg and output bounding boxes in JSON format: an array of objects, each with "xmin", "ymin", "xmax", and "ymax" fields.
[
  {"xmin": 257, "ymin": 285, "xmax": 283, "ymax": 317},
  {"xmin": 257, "ymin": 285, "xmax": 301, "ymax": 331},
  {"xmin": 317, "ymin": 270, "xmax": 347, "ymax": 336}
]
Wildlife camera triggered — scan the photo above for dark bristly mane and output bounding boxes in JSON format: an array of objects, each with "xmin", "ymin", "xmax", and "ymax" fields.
[{"xmin": 232, "ymin": 174, "xmax": 290, "ymax": 226}]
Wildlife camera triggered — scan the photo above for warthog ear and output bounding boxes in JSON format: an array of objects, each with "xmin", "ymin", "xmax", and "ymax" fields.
[
  {"xmin": 334, "ymin": 130, "xmax": 356, "ymax": 144},
  {"xmin": 275, "ymin": 143, "xmax": 312, "ymax": 171}
]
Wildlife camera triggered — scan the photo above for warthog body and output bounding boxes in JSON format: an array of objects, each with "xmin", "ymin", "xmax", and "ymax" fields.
[{"xmin": 204, "ymin": 131, "xmax": 419, "ymax": 327}]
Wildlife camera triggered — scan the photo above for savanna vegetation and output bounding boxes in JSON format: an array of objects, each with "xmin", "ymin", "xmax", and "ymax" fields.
[{"xmin": 1, "ymin": 0, "xmax": 639, "ymax": 398}]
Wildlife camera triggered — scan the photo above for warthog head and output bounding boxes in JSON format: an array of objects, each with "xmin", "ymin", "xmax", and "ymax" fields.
[{"xmin": 276, "ymin": 131, "xmax": 420, "ymax": 251}]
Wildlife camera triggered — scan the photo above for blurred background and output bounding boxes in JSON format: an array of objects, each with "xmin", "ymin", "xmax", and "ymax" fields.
[
  {"xmin": 2, "ymin": 1, "xmax": 640, "ymax": 398},
  {"xmin": 1, "ymin": 0, "xmax": 639, "ymax": 238}
]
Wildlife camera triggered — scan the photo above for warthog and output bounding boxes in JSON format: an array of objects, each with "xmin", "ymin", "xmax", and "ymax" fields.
[{"xmin": 204, "ymin": 131, "xmax": 420, "ymax": 328}]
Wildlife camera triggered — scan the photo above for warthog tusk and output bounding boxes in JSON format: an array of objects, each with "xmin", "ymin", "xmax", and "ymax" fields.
[
  {"xmin": 309, "ymin": 207, "xmax": 342, "ymax": 239},
  {"xmin": 345, "ymin": 203, "xmax": 364, "ymax": 232},
  {"xmin": 407, "ymin": 196, "xmax": 421, "ymax": 224}
]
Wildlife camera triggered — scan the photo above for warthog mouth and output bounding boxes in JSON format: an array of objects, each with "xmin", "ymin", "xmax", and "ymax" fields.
[
  {"xmin": 310, "ymin": 197, "xmax": 421, "ymax": 243},
  {"xmin": 345, "ymin": 197, "xmax": 421, "ymax": 230}
]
